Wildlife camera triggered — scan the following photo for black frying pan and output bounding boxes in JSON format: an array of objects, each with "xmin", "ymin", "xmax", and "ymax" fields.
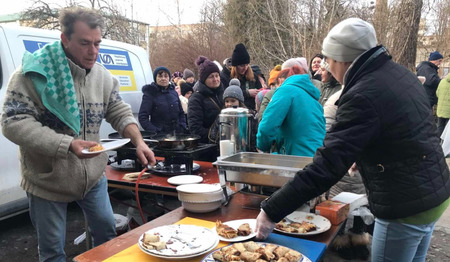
[
  {"xmin": 146, "ymin": 134, "xmax": 200, "ymax": 150},
  {"xmin": 107, "ymin": 131, "xmax": 158, "ymax": 148}
]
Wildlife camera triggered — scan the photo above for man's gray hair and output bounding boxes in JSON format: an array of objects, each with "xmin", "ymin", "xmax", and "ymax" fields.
[{"xmin": 59, "ymin": 7, "xmax": 104, "ymax": 39}]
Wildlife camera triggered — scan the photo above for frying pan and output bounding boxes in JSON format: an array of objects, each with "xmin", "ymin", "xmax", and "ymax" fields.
[
  {"xmin": 108, "ymin": 131, "xmax": 156, "ymax": 140},
  {"xmin": 146, "ymin": 134, "xmax": 200, "ymax": 150},
  {"xmin": 107, "ymin": 131, "xmax": 158, "ymax": 148}
]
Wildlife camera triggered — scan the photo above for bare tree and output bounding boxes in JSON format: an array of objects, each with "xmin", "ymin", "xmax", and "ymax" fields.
[
  {"xmin": 432, "ymin": 0, "xmax": 450, "ymax": 57},
  {"xmin": 20, "ymin": 0, "xmax": 148, "ymax": 47},
  {"xmin": 220, "ymin": 0, "xmax": 375, "ymax": 74},
  {"xmin": 149, "ymin": 0, "xmax": 230, "ymax": 74},
  {"xmin": 389, "ymin": 0, "xmax": 423, "ymax": 71}
]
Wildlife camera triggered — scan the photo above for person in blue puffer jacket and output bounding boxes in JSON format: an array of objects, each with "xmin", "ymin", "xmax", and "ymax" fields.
[
  {"xmin": 256, "ymin": 64, "xmax": 326, "ymax": 156},
  {"xmin": 138, "ymin": 66, "xmax": 186, "ymax": 135}
]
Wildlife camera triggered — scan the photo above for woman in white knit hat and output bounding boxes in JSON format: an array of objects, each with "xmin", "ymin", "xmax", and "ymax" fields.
[
  {"xmin": 255, "ymin": 18, "xmax": 450, "ymax": 262},
  {"xmin": 318, "ymin": 60, "xmax": 341, "ymax": 106}
]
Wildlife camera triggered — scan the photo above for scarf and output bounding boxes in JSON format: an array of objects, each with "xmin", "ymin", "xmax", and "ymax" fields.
[{"xmin": 22, "ymin": 40, "xmax": 80, "ymax": 134}]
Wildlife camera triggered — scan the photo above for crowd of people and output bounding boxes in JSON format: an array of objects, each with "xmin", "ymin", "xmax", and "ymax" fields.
[
  {"xmin": 140, "ymin": 18, "xmax": 449, "ymax": 262},
  {"xmin": 1, "ymin": 5, "xmax": 449, "ymax": 262}
]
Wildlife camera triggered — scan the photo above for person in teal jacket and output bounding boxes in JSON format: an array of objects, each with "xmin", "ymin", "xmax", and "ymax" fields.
[{"xmin": 256, "ymin": 65, "xmax": 325, "ymax": 156}]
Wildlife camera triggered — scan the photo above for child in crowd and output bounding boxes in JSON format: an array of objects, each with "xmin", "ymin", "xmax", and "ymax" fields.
[
  {"xmin": 179, "ymin": 82, "xmax": 194, "ymax": 115},
  {"xmin": 208, "ymin": 79, "xmax": 257, "ymax": 151}
]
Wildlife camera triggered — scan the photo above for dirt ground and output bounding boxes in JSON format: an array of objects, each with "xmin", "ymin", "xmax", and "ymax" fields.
[{"xmin": 0, "ymin": 197, "xmax": 448, "ymax": 262}]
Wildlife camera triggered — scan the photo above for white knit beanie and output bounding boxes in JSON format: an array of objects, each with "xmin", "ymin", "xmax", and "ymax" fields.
[{"xmin": 322, "ymin": 18, "xmax": 377, "ymax": 62}]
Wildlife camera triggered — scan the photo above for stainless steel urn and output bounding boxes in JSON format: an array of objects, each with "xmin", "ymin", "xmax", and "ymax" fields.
[{"xmin": 218, "ymin": 107, "xmax": 253, "ymax": 155}]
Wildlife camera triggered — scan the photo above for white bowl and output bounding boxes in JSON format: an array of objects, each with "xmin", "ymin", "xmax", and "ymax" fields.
[
  {"xmin": 176, "ymin": 184, "xmax": 224, "ymax": 202},
  {"xmin": 176, "ymin": 184, "xmax": 222, "ymax": 194},
  {"xmin": 181, "ymin": 199, "xmax": 223, "ymax": 213},
  {"xmin": 177, "ymin": 190, "xmax": 224, "ymax": 202}
]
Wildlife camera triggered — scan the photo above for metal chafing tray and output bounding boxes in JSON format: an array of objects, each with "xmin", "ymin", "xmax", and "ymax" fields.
[{"xmin": 214, "ymin": 152, "xmax": 313, "ymax": 187}]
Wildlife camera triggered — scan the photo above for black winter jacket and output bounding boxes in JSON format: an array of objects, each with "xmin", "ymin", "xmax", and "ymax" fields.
[
  {"xmin": 220, "ymin": 67, "xmax": 231, "ymax": 90},
  {"xmin": 262, "ymin": 46, "xmax": 450, "ymax": 222},
  {"xmin": 417, "ymin": 61, "xmax": 441, "ymax": 107},
  {"xmin": 238, "ymin": 74, "xmax": 262, "ymax": 110},
  {"xmin": 138, "ymin": 83, "xmax": 186, "ymax": 135},
  {"xmin": 187, "ymin": 82, "xmax": 224, "ymax": 143}
]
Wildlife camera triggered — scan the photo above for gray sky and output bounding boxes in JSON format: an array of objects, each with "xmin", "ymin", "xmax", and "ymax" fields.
[{"xmin": 0, "ymin": 0, "xmax": 207, "ymax": 26}]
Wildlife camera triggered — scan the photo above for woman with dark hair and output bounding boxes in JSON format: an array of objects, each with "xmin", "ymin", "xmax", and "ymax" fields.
[
  {"xmin": 188, "ymin": 56, "xmax": 224, "ymax": 144},
  {"xmin": 309, "ymin": 54, "xmax": 323, "ymax": 81},
  {"xmin": 257, "ymin": 65, "xmax": 326, "ymax": 156},
  {"xmin": 138, "ymin": 67, "xmax": 186, "ymax": 135}
]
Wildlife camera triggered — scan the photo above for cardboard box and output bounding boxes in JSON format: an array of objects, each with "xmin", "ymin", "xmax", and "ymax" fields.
[{"xmin": 315, "ymin": 200, "xmax": 349, "ymax": 225}]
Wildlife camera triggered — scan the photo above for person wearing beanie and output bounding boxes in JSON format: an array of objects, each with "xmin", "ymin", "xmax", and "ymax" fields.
[
  {"xmin": 318, "ymin": 59, "xmax": 341, "ymax": 106},
  {"xmin": 232, "ymin": 43, "xmax": 250, "ymax": 67},
  {"xmin": 281, "ymin": 57, "xmax": 309, "ymax": 72},
  {"xmin": 183, "ymin": 68, "xmax": 195, "ymax": 83},
  {"xmin": 171, "ymin": 71, "xmax": 183, "ymax": 87},
  {"xmin": 268, "ymin": 65, "xmax": 282, "ymax": 88},
  {"xmin": 257, "ymin": 64, "xmax": 325, "ymax": 157},
  {"xmin": 282, "ymin": 57, "xmax": 322, "ymax": 91},
  {"xmin": 187, "ymin": 56, "xmax": 224, "ymax": 148},
  {"xmin": 177, "ymin": 82, "xmax": 194, "ymax": 117},
  {"xmin": 417, "ymin": 51, "xmax": 444, "ymax": 109},
  {"xmin": 152, "ymin": 66, "xmax": 171, "ymax": 82},
  {"xmin": 224, "ymin": 43, "xmax": 262, "ymax": 110},
  {"xmin": 309, "ymin": 54, "xmax": 323, "ymax": 81},
  {"xmin": 255, "ymin": 17, "xmax": 450, "ymax": 262},
  {"xmin": 139, "ymin": 66, "xmax": 186, "ymax": 135},
  {"xmin": 429, "ymin": 51, "xmax": 444, "ymax": 62},
  {"xmin": 208, "ymin": 78, "xmax": 258, "ymax": 149},
  {"xmin": 223, "ymin": 78, "xmax": 245, "ymax": 108}
]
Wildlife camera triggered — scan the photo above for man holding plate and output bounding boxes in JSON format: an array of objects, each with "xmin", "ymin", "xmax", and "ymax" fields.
[{"xmin": 1, "ymin": 7, "xmax": 155, "ymax": 262}]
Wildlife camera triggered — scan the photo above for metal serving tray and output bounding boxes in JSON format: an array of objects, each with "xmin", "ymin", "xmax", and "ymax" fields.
[{"xmin": 214, "ymin": 152, "xmax": 313, "ymax": 187}]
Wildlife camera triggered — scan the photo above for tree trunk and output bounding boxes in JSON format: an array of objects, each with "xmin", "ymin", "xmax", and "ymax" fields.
[{"xmin": 390, "ymin": 0, "xmax": 423, "ymax": 71}]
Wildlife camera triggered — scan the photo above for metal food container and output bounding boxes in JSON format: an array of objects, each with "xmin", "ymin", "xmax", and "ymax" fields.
[{"xmin": 214, "ymin": 152, "xmax": 313, "ymax": 187}]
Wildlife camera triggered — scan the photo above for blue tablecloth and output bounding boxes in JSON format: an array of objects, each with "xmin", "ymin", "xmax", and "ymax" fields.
[
  {"xmin": 202, "ymin": 232, "xmax": 327, "ymax": 262},
  {"xmin": 266, "ymin": 233, "xmax": 327, "ymax": 262}
]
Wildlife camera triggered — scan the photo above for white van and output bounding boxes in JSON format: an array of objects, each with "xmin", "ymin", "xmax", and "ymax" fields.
[{"xmin": 0, "ymin": 25, "xmax": 153, "ymax": 220}]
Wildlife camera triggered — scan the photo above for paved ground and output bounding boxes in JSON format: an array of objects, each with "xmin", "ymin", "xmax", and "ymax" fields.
[{"xmin": 0, "ymin": 194, "xmax": 448, "ymax": 261}]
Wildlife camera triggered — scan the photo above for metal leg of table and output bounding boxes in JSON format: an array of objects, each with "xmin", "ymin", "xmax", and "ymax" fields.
[{"xmin": 85, "ymin": 217, "xmax": 92, "ymax": 250}]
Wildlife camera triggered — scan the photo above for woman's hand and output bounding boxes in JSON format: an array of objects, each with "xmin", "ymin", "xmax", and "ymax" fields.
[
  {"xmin": 255, "ymin": 209, "xmax": 276, "ymax": 240},
  {"xmin": 248, "ymin": 89, "xmax": 258, "ymax": 97}
]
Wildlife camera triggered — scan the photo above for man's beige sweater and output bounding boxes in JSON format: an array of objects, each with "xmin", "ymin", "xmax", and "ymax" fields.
[{"xmin": 1, "ymin": 59, "xmax": 136, "ymax": 202}]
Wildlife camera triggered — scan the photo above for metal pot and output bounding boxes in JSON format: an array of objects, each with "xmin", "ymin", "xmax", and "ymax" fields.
[{"xmin": 147, "ymin": 134, "xmax": 200, "ymax": 150}]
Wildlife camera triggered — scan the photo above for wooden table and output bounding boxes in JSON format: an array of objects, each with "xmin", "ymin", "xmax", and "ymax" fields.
[
  {"xmin": 105, "ymin": 160, "xmax": 220, "ymax": 197},
  {"xmin": 73, "ymin": 192, "xmax": 343, "ymax": 261}
]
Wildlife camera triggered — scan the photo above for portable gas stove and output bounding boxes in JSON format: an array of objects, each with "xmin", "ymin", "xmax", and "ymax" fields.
[{"xmin": 110, "ymin": 143, "xmax": 217, "ymax": 175}]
